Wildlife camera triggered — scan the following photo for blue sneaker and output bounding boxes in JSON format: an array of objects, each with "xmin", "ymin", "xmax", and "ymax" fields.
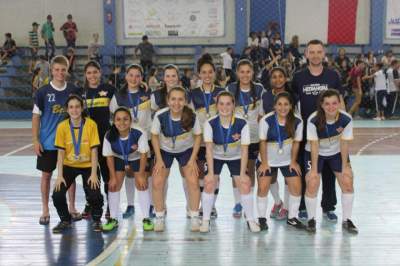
[
  {"xmin": 122, "ymin": 205, "xmax": 135, "ymax": 219},
  {"xmin": 323, "ymin": 211, "xmax": 338, "ymax": 222},
  {"xmin": 298, "ymin": 210, "xmax": 308, "ymax": 220},
  {"xmin": 149, "ymin": 205, "xmax": 156, "ymax": 218},
  {"xmin": 232, "ymin": 203, "xmax": 242, "ymax": 218}
]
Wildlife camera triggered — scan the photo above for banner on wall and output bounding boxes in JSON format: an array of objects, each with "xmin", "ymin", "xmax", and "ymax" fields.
[
  {"xmin": 385, "ymin": 0, "xmax": 400, "ymax": 39},
  {"xmin": 123, "ymin": 0, "xmax": 225, "ymax": 38}
]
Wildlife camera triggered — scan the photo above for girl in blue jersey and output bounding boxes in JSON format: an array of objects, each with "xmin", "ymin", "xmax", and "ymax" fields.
[
  {"xmin": 189, "ymin": 54, "xmax": 225, "ymax": 218},
  {"xmin": 227, "ymin": 59, "xmax": 264, "ymax": 218},
  {"xmin": 109, "ymin": 64, "xmax": 152, "ymax": 218},
  {"xmin": 202, "ymin": 91, "xmax": 260, "ymax": 233},
  {"xmin": 257, "ymin": 92, "xmax": 304, "ymax": 230},
  {"xmin": 304, "ymin": 89, "xmax": 357, "ymax": 234},
  {"xmin": 102, "ymin": 107, "xmax": 154, "ymax": 232},
  {"xmin": 151, "ymin": 86, "xmax": 202, "ymax": 232},
  {"xmin": 151, "ymin": 64, "xmax": 181, "ymax": 111}
]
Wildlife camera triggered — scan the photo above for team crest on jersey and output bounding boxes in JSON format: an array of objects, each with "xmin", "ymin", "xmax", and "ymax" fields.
[
  {"xmin": 140, "ymin": 96, "xmax": 149, "ymax": 102},
  {"xmin": 131, "ymin": 144, "xmax": 138, "ymax": 151},
  {"xmin": 336, "ymin": 127, "xmax": 344, "ymax": 133},
  {"xmin": 232, "ymin": 133, "xmax": 241, "ymax": 141},
  {"xmin": 99, "ymin": 90, "xmax": 108, "ymax": 97}
]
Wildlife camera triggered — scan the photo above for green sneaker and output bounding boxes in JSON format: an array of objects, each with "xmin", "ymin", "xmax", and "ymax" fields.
[
  {"xmin": 142, "ymin": 218, "xmax": 154, "ymax": 231},
  {"xmin": 102, "ymin": 218, "xmax": 118, "ymax": 232}
]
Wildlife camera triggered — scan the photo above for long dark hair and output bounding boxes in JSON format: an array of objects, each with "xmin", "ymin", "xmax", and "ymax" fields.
[
  {"xmin": 236, "ymin": 59, "xmax": 258, "ymax": 109},
  {"xmin": 167, "ymin": 86, "xmax": 194, "ymax": 131},
  {"xmin": 120, "ymin": 64, "xmax": 146, "ymax": 95},
  {"xmin": 197, "ymin": 53, "xmax": 215, "ymax": 73},
  {"xmin": 83, "ymin": 61, "xmax": 101, "ymax": 99},
  {"xmin": 315, "ymin": 89, "xmax": 341, "ymax": 132},
  {"xmin": 64, "ymin": 94, "xmax": 87, "ymax": 119},
  {"xmin": 274, "ymin": 92, "xmax": 295, "ymax": 138},
  {"xmin": 159, "ymin": 64, "xmax": 180, "ymax": 108},
  {"xmin": 108, "ymin": 106, "xmax": 132, "ymax": 142}
]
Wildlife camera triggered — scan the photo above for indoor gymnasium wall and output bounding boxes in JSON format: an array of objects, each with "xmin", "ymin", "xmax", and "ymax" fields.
[{"xmin": 0, "ymin": 0, "xmax": 104, "ymax": 47}]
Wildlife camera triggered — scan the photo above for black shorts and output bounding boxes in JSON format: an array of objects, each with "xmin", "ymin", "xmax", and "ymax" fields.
[
  {"xmin": 304, "ymin": 151, "xmax": 348, "ymax": 174},
  {"xmin": 197, "ymin": 146, "xmax": 206, "ymax": 161},
  {"xmin": 36, "ymin": 150, "xmax": 58, "ymax": 173},
  {"xmin": 206, "ymin": 159, "xmax": 241, "ymax": 176},
  {"xmin": 161, "ymin": 148, "xmax": 192, "ymax": 168},
  {"xmin": 256, "ymin": 161, "xmax": 298, "ymax": 178},
  {"xmin": 114, "ymin": 157, "xmax": 151, "ymax": 172},
  {"xmin": 248, "ymin": 143, "xmax": 259, "ymax": 160}
]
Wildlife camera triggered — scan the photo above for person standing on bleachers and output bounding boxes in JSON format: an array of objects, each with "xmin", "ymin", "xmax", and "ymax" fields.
[
  {"xmin": 60, "ymin": 14, "xmax": 78, "ymax": 49},
  {"xmin": 135, "ymin": 35, "xmax": 155, "ymax": 77},
  {"xmin": 0, "ymin": 33, "xmax": 17, "ymax": 65},
  {"xmin": 41, "ymin": 15, "xmax": 56, "ymax": 59},
  {"xmin": 29, "ymin": 22, "xmax": 40, "ymax": 73}
]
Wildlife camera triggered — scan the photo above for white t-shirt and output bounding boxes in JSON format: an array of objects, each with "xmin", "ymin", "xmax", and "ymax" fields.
[
  {"xmin": 373, "ymin": 70, "xmax": 387, "ymax": 92},
  {"xmin": 220, "ymin": 52, "xmax": 233, "ymax": 70},
  {"xmin": 386, "ymin": 68, "xmax": 399, "ymax": 92}
]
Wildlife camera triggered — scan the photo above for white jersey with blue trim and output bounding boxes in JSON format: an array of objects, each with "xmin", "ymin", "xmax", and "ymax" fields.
[
  {"xmin": 226, "ymin": 82, "xmax": 264, "ymax": 143},
  {"xmin": 306, "ymin": 110, "xmax": 353, "ymax": 157},
  {"xmin": 258, "ymin": 112, "xmax": 303, "ymax": 167},
  {"xmin": 203, "ymin": 115, "xmax": 250, "ymax": 161},
  {"xmin": 151, "ymin": 107, "xmax": 202, "ymax": 153},
  {"xmin": 102, "ymin": 127, "xmax": 149, "ymax": 161}
]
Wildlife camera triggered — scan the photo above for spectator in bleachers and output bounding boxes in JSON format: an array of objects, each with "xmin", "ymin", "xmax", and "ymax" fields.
[
  {"xmin": 0, "ymin": 33, "xmax": 17, "ymax": 65},
  {"xmin": 41, "ymin": 15, "xmax": 56, "ymax": 59},
  {"xmin": 147, "ymin": 67, "xmax": 161, "ymax": 91},
  {"xmin": 220, "ymin": 47, "xmax": 234, "ymax": 82},
  {"xmin": 363, "ymin": 63, "xmax": 388, "ymax": 120},
  {"xmin": 181, "ymin": 68, "xmax": 193, "ymax": 90},
  {"xmin": 65, "ymin": 47, "xmax": 76, "ymax": 79},
  {"xmin": 269, "ymin": 35, "xmax": 283, "ymax": 64},
  {"xmin": 260, "ymin": 56, "xmax": 280, "ymax": 90},
  {"xmin": 108, "ymin": 65, "xmax": 122, "ymax": 89},
  {"xmin": 135, "ymin": 35, "xmax": 155, "ymax": 77},
  {"xmin": 29, "ymin": 22, "xmax": 40, "ymax": 73},
  {"xmin": 31, "ymin": 67, "xmax": 42, "ymax": 98},
  {"xmin": 215, "ymin": 66, "xmax": 230, "ymax": 88},
  {"xmin": 286, "ymin": 35, "xmax": 301, "ymax": 68},
  {"xmin": 338, "ymin": 59, "xmax": 351, "ymax": 90},
  {"xmin": 335, "ymin": 48, "xmax": 351, "ymax": 69},
  {"xmin": 348, "ymin": 59, "xmax": 366, "ymax": 116},
  {"xmin": 35, "ymin": 55, "xmax": 50, "ymax": 85},
  {"xmin": 88, "ymin": 33, "xmax": 101, "ymax": 62},
  {"xmin": 365, "ymin": 51, "xmax": 377, "ymax": 66},
  {"xmin": 248, "ymin": 32, "xmax": 260, "ymax": 47},
  {"xmin": 240, "ymin": 47, "xmax": 252, "ymax": 61},
  {"xmin": 260, "ymin": 31, "xmax": 269, "ymax": 51},
  {"xmin": 381, "ymin": 50, "xmax": 395, "ymax": 67},
  {"xmin": 386, "ymin": 59, "xmax": 399, "ymax": 118},
  {"xmin": 60, "ymin": 14, "xmax": 78, "ymax": 48}
]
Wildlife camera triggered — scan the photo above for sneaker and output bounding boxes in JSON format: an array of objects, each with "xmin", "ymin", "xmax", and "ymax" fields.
[
  {"xmin": 211, "ymin": 207, "xmax": 218, "ymax": 219},
  {"xmin": 200, "ymin": 220, "xmax": 210, "ymax": 233},
  {"xmin": 298, "ymin": 210, "xmax": 308, "ymax": 220},
  {"xmin": 186, "ymin": 206, "xmax": 191, "ymax": 219},
  {"xmin": 149, "ymin": 205, "xmax": 156, "ymax": 218},
  {"xmin": 323, "ymin": 211, "xmax": 338, "ymax": 222},
  {"xmin": 154, "ymin": 216, "xmax": 165, "ymax": 232},
  {"xmin": 270, "ymin": 202, "xmax": 283, "ymax": 218},
  {"xmin": 247, "ymin": 221, "xmax": 261, "ymax": 232},
  {"xmin": 105, "ymin": 206, "xmax": 110, "ymax": 220},
  {"xmin": 287, "ymin": 218, "xmax": 306, "ymax": 230},
  {"xmin": 190, "ymin": 216, "xmax": 200, "ymax": 232},
  {"xmin": 258, "ymin": 217, "xmax": 268, "ymax": 231},
  {"xmin": 122, "ymin": 205, "xmax": 135, "ymax": 219},
  {"xmin": 143, "ymin": 218, "xmax": 154, "ymax": 231},
  {"xmin": 232, "ymin": 203, "xmax": 243, "ymax": 218},
  {"xmin": 102, "ymin": 218, "xmax": 118, "ymax": 232},
  {"xmin": 82, "ymin": 204, "xmax": 91, "ymax": 219},
  {"xmin": 373, "ymin": 117, "xmax": 381, "ymax": 121},
  {"xmin": 306, "ymin": 218, "xmax": 316, "ymax": 233},
  {"xmin": 52, "ymin": 221, "xmax": 72, "ymax": 234},
  {"xmin": 276, "ymin": 208, "xmax": 288, "ymax": 220},
  {"xmin": 92, "ymin": 221, "xmax": 102, "ymax": 232},
  {"xmin": 342, "ymin": 219, "xmax": 358, "ymax": 234}
]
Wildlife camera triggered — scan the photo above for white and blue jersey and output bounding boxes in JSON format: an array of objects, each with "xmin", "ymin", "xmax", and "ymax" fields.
[
  {"xmin": 258, "ymin": 112, "xmax": 303, "ymax": 167},
  {"xmin": 151, "ymin": 107, "xmax": 202, "ymax": 153},
  {"xmin": 306, "ymin": 110, "xmax": 353, "ymax": 156},
  {"xmin": 203, "ymin": 115, "xmax": 250, "ymax": 161},
  {"xmin": 110, "ymin": 87, "xmax": 152, "ymax": 135},
  {"xmin": 150, "ymin": 88, "xmax": 165, "ymax": 111},
  {"xmin": 32, "ymin": 81, "xmax": 79, "ymax": 150},
  {"xmin": 102, "ymin": 127, "xmax": 149, "ymax": 161},
  {"xmin": 226, "ymin": 82, "xmax": 264, "ymax": 143},
  {"xmin": 259, "ymin": 89, "xmax": 275, "ymax": 116}
]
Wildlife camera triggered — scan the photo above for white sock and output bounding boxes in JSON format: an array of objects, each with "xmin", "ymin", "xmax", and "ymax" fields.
[
  {"xmin": 164, "ymin": 179, "xmax": 169, "ymax": 204},
  {"xmin": 283, "ymin": 184, "xmax": 289, "ymax": 210},
  {"xmin": 201, "ymin": 192, "xmax": 214, "ymax": 221},
  {"xmin": 155, "ymin": 210, "xmax": 165, "ymax": 218},
  {"xmin": 137, "ymin": 189, "xmax": 151, "ymax": 219},
  {"xmin": 125, "ymin": 177, "xmax": 135, "ymax": 206},
  {"xmin": 305, "ymin": 196, "xmax": 317, "ymax": 220},
  {"xmin": 199, "ymin": 179, "xmax": 204, "ymax": 190},
  {"xmin": 241, "ymin": 193, "xmax": 255, "ymax": 221},
  {"xmin": 257, "ymin": 196, "xmax": 268, "ymax": 218},
  {"xmin": 233, "ymin": 188, "xmax": 241, "ymax": 205},
  {"xmin": 288, "ymin": 194, "xmax": 301, "ymax": 219},
  {"xmin": 342, "ymin": 193, "xmax": 354, "ymax": 221},
  {"xmin": 148, "ymin": 176, "xmax": 153, "ymax": 205},
  {"xmin": 182, "ymin": 178, "xmax": 189, "ymax": 204},
  {"xmin": 189, "ymin": 210, "xmax": 199, "ymax": 218},
  {"xmin": 108, "ymin": 191, "xmax": 120, "ymax": 219},
  {"xmin": 270, "ymin": 182, "xmax": 282, "ymax": 205}
]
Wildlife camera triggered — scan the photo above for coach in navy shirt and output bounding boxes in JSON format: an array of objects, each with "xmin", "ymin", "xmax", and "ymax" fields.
[{"xmin": 292, "ymin": 39, "xmax": 345, "ymax": 221}]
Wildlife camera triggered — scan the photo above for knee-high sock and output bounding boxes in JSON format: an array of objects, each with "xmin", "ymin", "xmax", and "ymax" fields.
[
  {"xmin": 233, "ymin": 187, "xmax": 241, "ymax": 205},
  {"xmin": 241, "ymin": 193, "xmax": 255, "ymax": 221},
  {"xmin": 283, "ymin": 184, "xmax": 289, "ymax": 210},
  {"xmin": 305, "ymin": 196, "xmax": 317, "ymax": 220},
  {"xmin": 257, "ymin": 196, "xmax": 268, "ymax": 218},
  {"xmin": 182, "ymin": 178, "xmax": 189, "ymax": 206},
  {"xmin": 270, "ymin": 182, "xmax": 282, "ymax": 205},
  {"xmin": 137, "ymin": 189, "xmax": 151, "ymax": 219},
  {"xmin": 342, "ymin": 193, "xmax": 354, "ymax": 221},
  {"xmin": 201, "ymin": 192, "xmax": 214, "ymax": 221},
  {"xmin": 125, "ymin": 177, "xmax": 135, "ymax": 206},
  {"xmin": 108, "ymin": 191, "xmax": 120, "ymax": 219},
  {"xmin": 288, "ymin": 194, "xmax": 301, "ymax": 219}
]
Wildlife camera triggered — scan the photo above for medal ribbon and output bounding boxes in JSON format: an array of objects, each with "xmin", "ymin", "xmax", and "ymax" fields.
[
  {"xmin": 118, "ymin": 131, "xmax": 132, "ymax": 167},
  {"xmin": 274, "ymin": 114, "xmax": 284, "ymax": 151},
  {"xmin": 239, "ymin": 91, "xmax": 249, "ymax": 117},
  {"xmin": 128, "ymin": 92, "xmax": 140, "ymax": 121},
  {"xmin": 218, "ymin": 116, "xmax": 234, "ymax": 154},
  {"xmin": 168, "ymin": 111, "xmax": 177, "ymax": 148},
  {"xmin": 69, "ymin": 119, "xmax": 85, "ymax": 159}
]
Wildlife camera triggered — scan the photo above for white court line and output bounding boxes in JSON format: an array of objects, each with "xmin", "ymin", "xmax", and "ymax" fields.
[
  {"xmin": 2, "ymin": 144, "xmax": 33, "ymax": 157},
  {"xmin": 356, "ymin": 132, "xmax": 400, "ymax": 156}
]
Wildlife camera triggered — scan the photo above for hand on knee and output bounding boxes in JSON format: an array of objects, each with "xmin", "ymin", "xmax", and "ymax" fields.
[{"xmin": 203, "ymin": 180, "xmax": 215, "ymax": 194}]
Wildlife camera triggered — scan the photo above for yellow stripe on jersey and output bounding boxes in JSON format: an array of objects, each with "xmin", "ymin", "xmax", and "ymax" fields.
[
  {"xmin": 138, "ymin": 100, "xmax": 151, "ymax": 111},
  {"xmin": 86, "ymin": 97, "xmax": 111, "ymax": 108},
  {"xmin": 268, "ymin": 139, "xmax": 294, "ymax": 146}
]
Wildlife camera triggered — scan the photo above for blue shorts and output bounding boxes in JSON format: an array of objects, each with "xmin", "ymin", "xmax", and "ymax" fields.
[
  {"xmin": 161, "ymin": 148, "xmax": 193, "ymax": 168},
  {"xmin": 256, "ymin": 160, "xmax": 298, "ymax": 178},
  {"xmin": 114, "ymin": 157, "xmax": 150, "ymax": 172},
  {"xmin": 248, "ymin": 143, "xmax": 259, "ymax": 160},
  {"xmin": 197, "ymin": 146, "xmax": 206, "ymax": 161},
  {"xmin": 304, "ymin": 151, "xmax": 347, "ymax": 173},
  {"xmin": 205, "ymin": 159, "xmax": 241, "ymax": 176}
]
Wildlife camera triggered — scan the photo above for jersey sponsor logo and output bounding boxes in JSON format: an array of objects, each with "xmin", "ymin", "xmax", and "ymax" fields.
[
  {"xmin": 232, "ymin": 133, "xmax": 241, "ymax": 141},
  {"xmin": 302, "ymin": 84, "xmax": 329, "ymax": 96}
]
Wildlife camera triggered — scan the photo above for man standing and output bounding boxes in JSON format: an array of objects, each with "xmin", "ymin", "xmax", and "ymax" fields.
[
  {"xmin": 41, "ymin": 15, "xmax": 56, "ymax": 59},
  {"xmin": 60, "ymin": 14, "xmax": 78, "ymax": 48},
  {"xmin": 29, "ymin": 22, "xmax": 40, "ymax": 73},
  {"xmin": 135, "ymin": 35, "xmax": 155, "ymax": 77},
  {"xmin": 220, "ymin": 47, "xmax": 235, "ymax": 82},
  {"xmin": 292, "ymin": 39, "xmax": 345, "ymax": 222}
]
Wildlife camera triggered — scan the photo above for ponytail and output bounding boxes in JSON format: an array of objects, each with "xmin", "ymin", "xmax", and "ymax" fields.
[{"xmin": 167, "ymin": 86, "xmax": 194, "ymax": 131}]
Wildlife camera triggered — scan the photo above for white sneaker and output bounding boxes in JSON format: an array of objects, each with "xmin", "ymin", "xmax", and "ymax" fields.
[
  {"xmin": 190, "ymin": 216, "xmax": 200, "ymax": 232},
  {"xmin": 186, "ymin": 206, "xmax": 191, "ymax": 219},
  {"xmin": 200, "ymin": 220, "xmax": 210, "ymax": 233},
  {"xmin": 247, "ymin": 220, "xmax": 261, "ymax": 232},
  {"xmin": 373, "ymin": 117, "xmax": 381, "ymax": 121},
  {"xmin": 154, "ymin": 216, "xmax": 165, "ymax": 232}
]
